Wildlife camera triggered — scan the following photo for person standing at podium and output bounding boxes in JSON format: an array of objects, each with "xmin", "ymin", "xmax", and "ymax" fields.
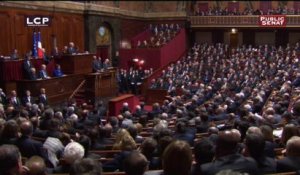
[
  {"xmin": 102, "ymin": 58, "xmax": 111, "ymax": 70},
  {"xmin": 92, "ymin": 56, "xmax": 102, "ymax": 73},
  {"xmin": 10, "ymin": 49, "xmax": 19, "ymax": 60},
  {"xmin": 67, "ymin": 42, "xmax": 78, "ymax": 55}
]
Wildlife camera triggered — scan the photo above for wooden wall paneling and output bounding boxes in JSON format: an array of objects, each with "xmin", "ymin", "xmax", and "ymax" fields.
[
  {"xmin": 0, "ymin": 11, "xmax": 12, "ymax": 55},
  {"xmin": 0, "ymin": 8, "xmax": 84, "ymax": 57}
]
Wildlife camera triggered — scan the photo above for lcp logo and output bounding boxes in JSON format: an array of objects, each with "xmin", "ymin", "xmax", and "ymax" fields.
[{"xmin": 25, "ymin": 16, "xmax": 51, "ymax": 27}]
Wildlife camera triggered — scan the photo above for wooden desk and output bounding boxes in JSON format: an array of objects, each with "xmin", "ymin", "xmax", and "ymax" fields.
[
  {"xmin": 145, "ymin": 89, "xmax": 168, "ymax": 105},
  {"xmin": 85, "ymin": 68, "xmax": 117, "ymax": 102},
  {"xmin": 108, "ymin": 94, "xmax": 139, "ymax": 116},
  {"xmin": 17, "ymin": 74, "xmax": 85, "ymax": 104},
  {"xmin": 0, "ymin": 58, "xmax": 44, "ymax": 81},
  {"xmin": 55, "ymin": 54, "xmax": 94, "ymax": 74}
]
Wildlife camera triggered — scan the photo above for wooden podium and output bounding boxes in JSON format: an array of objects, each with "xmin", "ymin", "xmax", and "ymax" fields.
[
  {"xmin": 56, "ymin": 54, "xmax": 94, "ymax": 74},
  {"xmin": 17, "ymin": 74, "xmax": 85, "ymax": 105},
  {"xmin": 85, "ymin": 68, "xmax": 117, "ymax": 101}
]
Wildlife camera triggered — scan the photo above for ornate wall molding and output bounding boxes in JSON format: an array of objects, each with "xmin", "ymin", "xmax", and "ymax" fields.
[{"xmin": 0, "ymin": 1, "xmax": 187, "ymax": 19}]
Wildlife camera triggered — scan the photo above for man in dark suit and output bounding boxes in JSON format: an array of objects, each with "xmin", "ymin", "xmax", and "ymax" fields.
[
  {"xmin": 92, "ymin": 56, "xmax": 102, "ymax": 73},
  {"xmin": 39, "ymin": 64, "xmax": 50, "ymax": 79},
  {"xmin": 23, "ymin": 56, "xmax": 33, "ymax": 79},
  {"xmin": 8, "ymin": 90, "xmax": 21, "ymax": 108},
  {"xmin": 102, "ymin": 58, "xmax": 111, "ymax": 70},
  {"xmin": 0, "ymin": 88, "xmax": 7, "ymax": 105},
  {"xmin": 22, "ymin": 90, "xmax": 35, "ymax": 106},
  {"xmin": 10, "ymin": 49, "xmax": 19, "ymax": 60},
  {"xmin": 16, "ymin": 120, "xmax": 47, "ymax": 159},
  {"xmin": 277, "ymin": 136, "xmax": 300, "ymax": 172},
  {"xmin": 38, "ymin": 88, "xmax": 48, "ymax": 105},
  {"xmin": 42, "ymin": 48, "xmax": 51, "ymax": 65},
  {"xmin": 174, "ymin": 121, "xmax": 195, "ymax": 146},
  {"xmin": 28, "ymin": 67, "xmax": 38, "ymax": 80},
  {"xmin": 67, "ymin": 42, "xmax": 77, "ymax": 54},
  {"xmin": 200, "ymin": 130, "xmax": 259, "ymax": 175}
]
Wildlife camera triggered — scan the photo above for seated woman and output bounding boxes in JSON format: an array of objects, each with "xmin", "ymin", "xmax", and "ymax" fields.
[{"xmin": 53, "ymin": 64, "xmax": 64, "ymax": 77}]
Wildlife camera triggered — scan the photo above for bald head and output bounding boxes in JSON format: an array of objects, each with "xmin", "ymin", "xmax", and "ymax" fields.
[{"xmin": 25, "ymin": 156, "xmax": 46, "ymax": 175}]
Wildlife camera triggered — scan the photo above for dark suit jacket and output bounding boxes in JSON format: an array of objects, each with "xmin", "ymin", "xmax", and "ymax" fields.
[
  {"xmin": 67, "ymin": 47, "xmax": 77, "ymax": 54},
  {"xmin": 28, "ymin": 71, "xmax": 38, "ymax": 80},
  {"xmin": 38, "ymin": 94, "xmax": 48, "ymax": 105},
  {"xmin": 9, "ymin": 97, "xmax": 21, "ymax": 108},
  {"xmin": 16, "ymin": 135, "xmax": 46, "ymax": 158},
  {"xmin": 39, "ymin": 70, "xmax": 49, "ymax": 79},
  {"xmin": 22, "ymin": 96, "xmax": 35, "ymax": 105},
  {"xmin": 23, "ymin": 60, "xmax": 32, "ymax": 78},
  {"xmin": 200, "ymin": 153, "xmax": 260, "ymax": 175},
  {"xmin": 92, "ymin": 60, "xmax": 102, "ymax": 72},
  {"xmin": 277, "ymin": 156, "xmax": 300, "ymax": 172},
  {"xmin": 103, "ymin": 151, "xmax": 132, "ymax": 172}
]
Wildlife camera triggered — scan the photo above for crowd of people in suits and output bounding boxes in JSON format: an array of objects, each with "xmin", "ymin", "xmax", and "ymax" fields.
[
  {"xmin": 92, "ymin": 56, "xmax": 112, "ymax": 73},
  {"xmin": 23, "ymin": 56, "xmax": 65, "ymax": 81},
  {"xmin": 1, "ymin": 41, "xmax": 300, "ymax": 175},
  {"xmin": 194, "ymin": 5, "xmax": 300, "ymax": 16},
  {"xmin": 116, "ymin": 67, "xmax": 153, "ymax": 94},
  {"xmin": 136, "ymin": 23, "xmax": 181, "ymax": 48}
]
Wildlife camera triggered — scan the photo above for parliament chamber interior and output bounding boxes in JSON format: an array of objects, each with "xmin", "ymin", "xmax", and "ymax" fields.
[{"xmin": 1, "ymin": 1, "xmax": 300, "ymax": 175}]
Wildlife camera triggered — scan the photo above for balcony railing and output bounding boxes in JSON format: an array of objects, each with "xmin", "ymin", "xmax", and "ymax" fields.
[{"xmin": 190, "ymin": 15, "xmax": 300, "ymax": 27}]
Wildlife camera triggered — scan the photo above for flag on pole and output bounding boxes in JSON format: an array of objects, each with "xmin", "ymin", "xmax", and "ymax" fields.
[
  {"xmin": 32, "ymin": 31, "xmax": 37, "ymax": 58},
  {"xmin": 37, "ymin": 32, "xmax": 43, "ymax": 59}
]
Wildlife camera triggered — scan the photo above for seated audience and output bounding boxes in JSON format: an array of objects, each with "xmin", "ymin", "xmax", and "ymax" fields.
[
  {"xmin": 53, "ymin": 141, "xmax": 85, "ymax": 173},
  {"xmin": 277, "ymin": 136, "xmax": 300, "ymax": 172},
  {"xmin": 147, "ymin": 140, "xmax": 192, "ymax": 175},
  {"xmin": 16, "ymin": 120, "xmax": 47, "ymax": 159},
  {"xmin": 0, "ymin": 144, "xmax": 25, "ymax": 175},
  {"xmin": 25, "ymin": 156, "xmax": 48, "ymax": 175},
  {"xmin": 192, "ymin": 138, "xmax": 215, "ymax": 175},
  {"xmin": 69, "ymin": 158, "xmax": 102, "ymax": 175},
  {"xmin": 200, "ymin": 130, "xmax": 259, "ymax": 175},
  {"xmin": 123, "ymin": 151, "xmax": 149, "ymax": 175},
  {"xmin": 243, "ymin": 133, "xmax": 276, "ymax": 174}
]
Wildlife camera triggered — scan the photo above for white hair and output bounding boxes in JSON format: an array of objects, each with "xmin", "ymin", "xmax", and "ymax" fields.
[
  {"xmin": 69, "ymin": 114, "xmax": 78, "ymax": 122},
  {"xmin": 63, "ymin": 142, "xmax": 84, "ymax": 164}
]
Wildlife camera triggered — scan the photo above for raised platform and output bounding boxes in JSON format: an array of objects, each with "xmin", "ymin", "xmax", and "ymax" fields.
[{"xmin": 17, "ymin": 74, "xmax": 85, "ymax": 105}]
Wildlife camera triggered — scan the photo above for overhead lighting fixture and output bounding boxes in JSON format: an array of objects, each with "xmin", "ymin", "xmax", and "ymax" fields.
[{"xmin": 231, "ymin": 28, "xmax": 237, "ymax": 34}]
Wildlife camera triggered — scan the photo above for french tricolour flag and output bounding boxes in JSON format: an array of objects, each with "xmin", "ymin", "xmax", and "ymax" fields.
[
  {"xmin": 32, "ymin": 31, "xmax": 38, "ymax": 58},
  {"xmin": 37, "ymin": 32, "xmax": 43, "ymax": 59}
]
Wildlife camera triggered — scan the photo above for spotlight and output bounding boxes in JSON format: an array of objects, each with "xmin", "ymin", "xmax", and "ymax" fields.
[
  {"xmin": 139, "ymin": 60, "xmax": 145, "ymax": 65},
  {"xmin": 231, "ymin": 28, "xmax": 237, "ymax": 34}
]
